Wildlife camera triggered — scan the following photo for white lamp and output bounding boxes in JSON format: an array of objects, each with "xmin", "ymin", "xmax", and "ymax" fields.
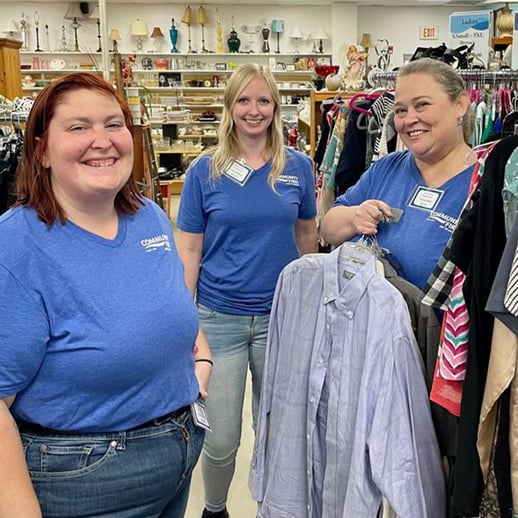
[
  {"xmin": 64, "ymin": 3, "xmax": 84, "ymax": 52},
  {"xmin": 290, "ymin": 26, "xmax": 303, "ymax": 53},
  {"xmin": 313, "ymin": 28, "xmax": 328, "ymax": 53},
  {"xmin": 130, "ymin": 18, "xmax": 148, "ymax": 52}
]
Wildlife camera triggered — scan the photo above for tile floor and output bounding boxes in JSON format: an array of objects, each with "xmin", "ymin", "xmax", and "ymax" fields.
[{"xmin": 169, "ymin": 195, "xmax": 258, "ymax": 518}]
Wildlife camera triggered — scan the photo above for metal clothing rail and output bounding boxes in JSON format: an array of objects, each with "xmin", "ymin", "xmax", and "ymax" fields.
[{"xmin": 369, "ymin": 68, "xmax": 518, "ymax": 88}]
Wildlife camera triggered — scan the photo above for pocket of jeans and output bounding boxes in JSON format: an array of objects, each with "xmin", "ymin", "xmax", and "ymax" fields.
[
  {"xmin": 22, "ymin": 435, "xmax": 118, "ymax": 480},
  {"xmin": 197, "ymin": 302, "xmax": 217, "ymax": 320}
]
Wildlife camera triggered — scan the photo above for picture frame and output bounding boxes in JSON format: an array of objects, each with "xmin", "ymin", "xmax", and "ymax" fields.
[{"xmin": 215, "ymin": 63, "xmax": 227, "ymax": 71}]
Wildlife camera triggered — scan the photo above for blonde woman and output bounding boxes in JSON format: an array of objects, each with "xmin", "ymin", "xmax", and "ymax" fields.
[{"xmin": 177, "ymin": 64, "xmax": 317, "ymax": 518}]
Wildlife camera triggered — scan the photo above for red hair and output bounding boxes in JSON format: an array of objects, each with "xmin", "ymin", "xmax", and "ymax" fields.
[{"xmin": 16, "ymin": 72, "xmax": 143, "ymax": 224}]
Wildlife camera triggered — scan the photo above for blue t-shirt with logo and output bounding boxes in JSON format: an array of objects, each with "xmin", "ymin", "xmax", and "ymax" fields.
[
  {"xmin": 177, "ymin": 148, "xmax": 316, "ymax": 315},
  {"xmin": 0, "ymin": 199, "xmax": 200, "ymax": 432},
  {"xmin": 335, "ymin": 150, "xmax": 473, "ymax": 290}
]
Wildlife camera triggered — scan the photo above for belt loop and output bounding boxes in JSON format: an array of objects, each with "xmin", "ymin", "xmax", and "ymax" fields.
[{"xmin": 116, "ymin": 432, "xmax": 126, "ymax": 450}]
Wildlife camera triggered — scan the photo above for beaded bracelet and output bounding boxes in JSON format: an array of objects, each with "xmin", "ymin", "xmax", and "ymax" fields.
[{"xmin": 195, "ymin": 358, "xmax": 214, "ymax": 367}]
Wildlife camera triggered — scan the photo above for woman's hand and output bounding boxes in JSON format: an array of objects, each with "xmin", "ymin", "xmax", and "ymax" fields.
[
  {"xmin": 352, "ymin": 199, "xmax": 393, "ymax": 235},
  {"xmin": 194, "ymin": 360, "xmax": 212, "ymax": 399}
]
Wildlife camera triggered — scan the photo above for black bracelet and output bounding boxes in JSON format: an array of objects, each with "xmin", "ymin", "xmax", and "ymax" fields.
[{"xmin": 195, "ymin": 358, "xmax": 214, "ymax": 366}]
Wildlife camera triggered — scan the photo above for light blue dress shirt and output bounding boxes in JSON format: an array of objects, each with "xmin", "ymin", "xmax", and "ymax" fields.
[{"xmin": 249, "ymin": 246, "xmax": 446, "ymax": 517}]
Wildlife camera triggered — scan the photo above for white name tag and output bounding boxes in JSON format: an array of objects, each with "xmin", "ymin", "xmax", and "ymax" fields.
[
  {"xmin": 408, "ymin": 186, "xmax": 443, "ymax": 212},
  {"xmin": 222, "ymin": 159, "xmax": 254, "ymax": 186}
]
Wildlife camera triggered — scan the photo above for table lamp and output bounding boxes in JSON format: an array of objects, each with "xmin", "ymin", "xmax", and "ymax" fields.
[
  {"xmin": 89, "ymin": 4, "xmax": 102, "ymax": 52},
  {"xmin": 181, "ymin": 5, "xmax": 194, "ymax": 53},
  {"xmin": 109, "ymin": 28, "xmax": 121, "ymax": 52},
  {"xmin": 197, "ymin": 6, "xmax": 208, "ymax": 53},
  {"xmin": 271, "ymin": 19, "xmax": 284, "ymax": 54},
  {"xmin": 314, "ymin": 28, "xmax": 327, "ymax": 54},
  {"xmin": 150, "ymin": 26, "xmax": 165, "ymax": 53},
  {"xmin": 290, "ymin": 26, "xmax": 303, "ymax": 53},
  {"xmin": 64, "ymin": 3, "xmax": 83, "ymax": 52},
  {"xmin": 130, "ymin": 18, "xmax": 148, "ymax": 52}
]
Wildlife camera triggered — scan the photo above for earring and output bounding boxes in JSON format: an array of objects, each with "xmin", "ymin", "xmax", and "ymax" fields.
[{"xmin": 457, "ymin": 115, "xmax": 464, "ymax": 126}]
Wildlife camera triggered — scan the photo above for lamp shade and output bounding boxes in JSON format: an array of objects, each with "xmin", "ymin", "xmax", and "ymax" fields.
[
  {"xmin": 109, "ymin": 28, "xmax": 122, "ymax": 41},
  {"xmin": 360, "ymin": 32, "xmax": 373, "ymax": 49},
  {"xmin": 150, "ymin": 26, "xmax": 164, "ymax": 38},
  {"xmin": 181, "ymin": 6, "xmax": 193, "ymax": 24},
  {"xmin": 130, "ymin": 19, "xmax": 148, "ymax": 37},
  {"xmin": 64, "ymin": 2, "xmax": 85, "ymax": 20},
  {"xmin": 89, "ymin": 5, "xmax": 100, "ymax": 20},
  {"xmin": 271, "ymin": 19, "xmax": 285, "ymax": 34},
  {"xmin": 290, "ymin": 26, "xmax": 303, "ymax": 39},
  {"xmin": 313, "ymin": 28, "xmax": 328, "ymax": 41},
  {"xmin": 197, "ymin": 6, "xmax": 208, "ymax": 25}
]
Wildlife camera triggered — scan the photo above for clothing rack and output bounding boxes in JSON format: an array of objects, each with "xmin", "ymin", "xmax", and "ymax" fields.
[{"xmin": 369, "ymin": 68, "xmax": 518, "ymax": 88}]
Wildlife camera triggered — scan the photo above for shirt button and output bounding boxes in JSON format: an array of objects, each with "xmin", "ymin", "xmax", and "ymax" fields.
[
  {"xmin": 346, "ymin": 310, "xmax": 353, "ymax": 318},
  {"xmin": 323, "ymin": 297, "xmax": 328, "ymax": 303}
]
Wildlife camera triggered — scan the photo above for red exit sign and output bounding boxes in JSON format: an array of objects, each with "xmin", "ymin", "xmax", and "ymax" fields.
[{"xmin": 420, "ymin": 26, "xmax": 439, "ymax": 40}]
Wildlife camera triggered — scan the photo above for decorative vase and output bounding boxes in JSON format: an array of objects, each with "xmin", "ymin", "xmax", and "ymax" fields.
[
  {"xmin": 325, "ymin": 73, "xmax": 342, "ymax": 92},
  {"xmin": 312, "ymin": 78, "xmax": 325, "ymax": 91},
  {"xmin": 228, "ymin": 28, "xmax": 241, "ymax": 53},
  {"xmin": 170, "ymin": 19, "xmax": 179, "ymax": 53}
]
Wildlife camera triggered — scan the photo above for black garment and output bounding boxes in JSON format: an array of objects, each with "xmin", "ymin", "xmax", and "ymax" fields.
[
  {"xmin": 384, "ymin": 262, "xmax": 458, "ymax": 457},
  {"xmin": 313, "ymin": 100, "xmax": 336, "ymax": 170},
  {"xmin": 448, "ymin": 136, "xmax": 517, "ymax": 517},
  {"xmin": 334, "ymin": 101, "xmax": 370, "ymax": 196}
]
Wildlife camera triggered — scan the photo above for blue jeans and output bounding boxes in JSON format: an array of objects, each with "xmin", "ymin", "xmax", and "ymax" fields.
[
  {"xmin": 197, "ymin": 303, "xmax": 269, "ymax": 513},
  {"xmin": 20, "ymin": 409, "xmax": 204, "ymax": 518}
]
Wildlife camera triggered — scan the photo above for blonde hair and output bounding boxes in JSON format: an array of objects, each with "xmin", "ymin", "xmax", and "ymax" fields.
[{"xmin": 200, "ymin": 63, "xmax": 285, "ymax": 190}]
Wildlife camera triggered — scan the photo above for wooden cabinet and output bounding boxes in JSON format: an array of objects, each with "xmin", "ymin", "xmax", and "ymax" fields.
[{"xmin": 0, "ymin": 38, "xmax": 22, "ymax": 100}]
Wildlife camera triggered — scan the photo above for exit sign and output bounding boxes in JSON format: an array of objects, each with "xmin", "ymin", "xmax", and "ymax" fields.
[{"xmin": 420, "ymin": 26, "xmax": 439, "ymax": 40}]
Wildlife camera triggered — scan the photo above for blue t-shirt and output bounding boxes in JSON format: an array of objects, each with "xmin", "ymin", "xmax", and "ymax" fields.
[
  {"xmin": 0, "ymin": 200, "xmax": 200, "ymax": 432},
  {"xmin": 335, "ymin": 150, "xmax": 473, "ymax": 290},
  {"xmin": 177, "ymin": 148, "xmax": 316, "ymax": 315}
]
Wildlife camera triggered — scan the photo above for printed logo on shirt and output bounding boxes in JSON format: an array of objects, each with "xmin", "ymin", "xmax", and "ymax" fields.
[
  {"xmin": 140, "ymin": 234, "xmax": 172, "ymax": 253},
  {"xmin": 427, "ymin": 212, "xmax": 459, "ymax": 234},
  {"xmin": 276, "ymin": 174, "xmax": 300, "ymax": 187}
]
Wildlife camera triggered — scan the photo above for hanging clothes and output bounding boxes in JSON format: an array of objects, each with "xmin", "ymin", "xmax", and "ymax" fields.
[
  {"xmin": 249, "ymin": 246, "xmax": 446, "ymax": 518},
  {"xmin": 448, "ymin": 135, "xmax": 518, "ymax": 518}
]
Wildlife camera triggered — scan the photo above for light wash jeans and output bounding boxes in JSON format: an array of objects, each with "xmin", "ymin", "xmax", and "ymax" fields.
[
  {"xmin": 197, "ymin": 303, "xmax": 269, "ymax": 513},
  {"xmin": 20, "ymin": 409, "xmax": 204, "ymax": 518}
]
